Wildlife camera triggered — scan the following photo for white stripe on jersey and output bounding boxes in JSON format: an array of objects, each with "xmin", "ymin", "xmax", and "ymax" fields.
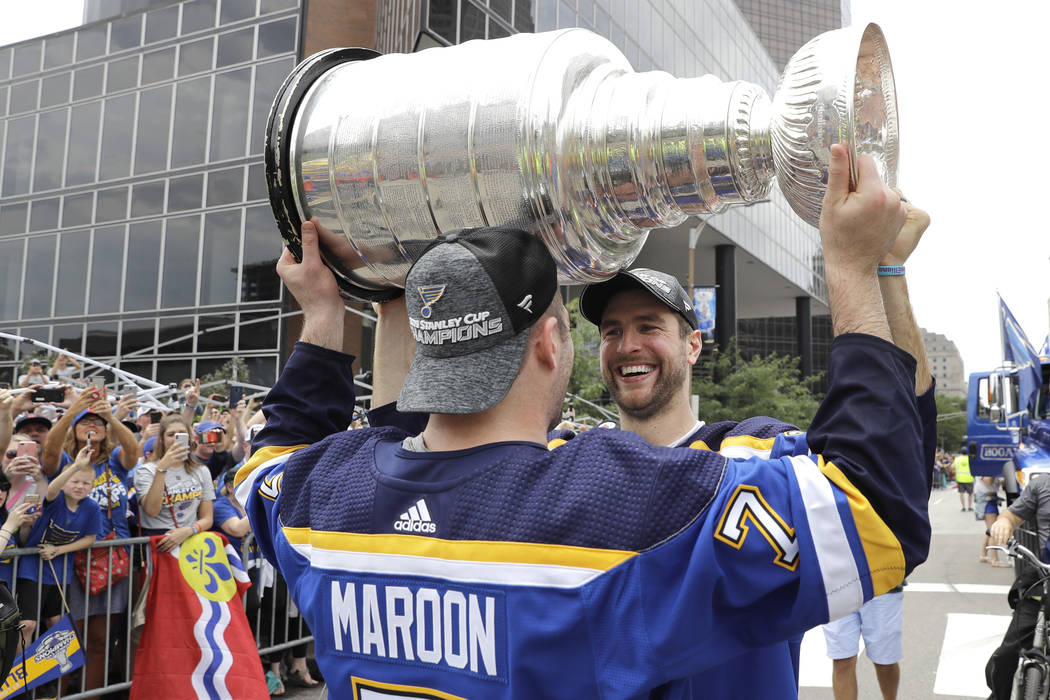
[
  {"xmin": 287, "ymin": 541, "xmax": 612, "ymax": 589},
  {"xmin": 789, "ymin": 454, "xmax": 864, "ymax": 620}
]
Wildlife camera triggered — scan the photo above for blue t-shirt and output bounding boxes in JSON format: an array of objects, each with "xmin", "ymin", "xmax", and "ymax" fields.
[
  {"xmin": 59, "ymin": 447, "xmax": 132, "ymax": 488},
  {"xmin": 19, "ymin": 496, "xmax": 102, "ymax": 585},
  {"xmin": 58, "ymin": 451, "xmax": 132, "ymax": 539},
  {"xmin": 0, "ymin": 534, "xmax": 17, "ymax": 588},
  {"xmin": 211, "ymin": 496, "xmax": 245, "ymax": 554}
]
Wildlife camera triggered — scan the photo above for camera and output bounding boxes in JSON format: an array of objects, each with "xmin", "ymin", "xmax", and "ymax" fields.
[
  {"xmin": 201, "ymin": 430, "xmax": 223, "ymax": 445},
  {"xmin": 33, "ymin": 387, "xmax": 65, "ymax": 403}
]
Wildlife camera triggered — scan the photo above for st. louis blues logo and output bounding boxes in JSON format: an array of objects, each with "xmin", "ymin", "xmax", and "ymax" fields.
[{"xmin": 418, "ymin": 285, "xmax": 446, "ymax": 319}]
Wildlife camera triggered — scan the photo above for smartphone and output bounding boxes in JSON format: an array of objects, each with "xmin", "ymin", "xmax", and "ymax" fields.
[
  {"xmin": 24, "ymin": 493, "xmax": 40, "ymax": 514},
  {"xmin": 202, "ymin": 430, "xmax": 223, "ymax": 444},
  {"xmin": 228, "ymin": 386, "xmax": 243, "ymax": 407},
  {"xmin": 149, "ymin": 411, "xmax": 163, "ymax": 424},
  {"xmin": 209, "ymin": 394, "xmax": 227, "ymax": 405},
  {"xmin": 0, "ymin": 382, "xmax": 10, "ymax": 390},
  {"xmin": 90, "ymin": 376, "xmax": 104, "ymax": 388},
  {"xmin": 16, "ymin": 442, "xmax": 37, "ymax": 459},
  {"xmin": 33, "ymin": 387, "xmax": 65, "ymax": 403},
  {"xmin": 86, "ymin": 388, "xmax": 103, "ymax": 402},
  {"xmin": 174, "ymin": 432, "xmax": 189, "ymax": 450}
]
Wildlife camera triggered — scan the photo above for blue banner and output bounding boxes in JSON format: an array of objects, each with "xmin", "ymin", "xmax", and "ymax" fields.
[
  {"xmin": 0, "ymin": 615, "xmax": 84, "ymax": 698},
  {"xmin": 691, "ymin": 286, "xmax": 716, "ymax": 341},
  {"xmin": 999, "ymin": 296, "xmax": 1042, "ymax": 414}
]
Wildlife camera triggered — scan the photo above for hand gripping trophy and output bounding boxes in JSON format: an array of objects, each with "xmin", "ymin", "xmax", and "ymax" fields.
[{"xmin": 265, "ymin": 24, "xmax": 897, "ymax": 301}]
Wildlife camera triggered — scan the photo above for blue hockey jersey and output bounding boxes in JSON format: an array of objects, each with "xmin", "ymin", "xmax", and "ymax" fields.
[{"xmin": 236, "ymin": 333, "xmax": 931, "ymax": 699}]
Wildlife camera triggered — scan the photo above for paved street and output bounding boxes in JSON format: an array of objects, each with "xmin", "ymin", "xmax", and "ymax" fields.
[{"xmin": 800, "ymin": 487, "xmax": 1017, "ymax": 699}]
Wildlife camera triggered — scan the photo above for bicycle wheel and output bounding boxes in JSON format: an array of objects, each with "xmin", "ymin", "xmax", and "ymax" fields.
[{"xmin": 1022, "ymin": 663, "xmax": 1045, "ymax": 700}]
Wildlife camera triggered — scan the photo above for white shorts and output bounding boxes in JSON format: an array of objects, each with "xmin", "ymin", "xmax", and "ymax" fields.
[{"xmin": 822, "ymin": 592, "xmax": 903, "ymax": 664}]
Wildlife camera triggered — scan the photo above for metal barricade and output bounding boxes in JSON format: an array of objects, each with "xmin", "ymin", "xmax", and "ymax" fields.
[
  {"xmin": 240, "ymin": 532, "xmax": 315, "ymax": 665},
  {"xmin": 0, "ymin": 532, "xmax": 313, "ymax": 698},
  {"xmin": 2, "ymin": 535, "xmax": 148, "ymax": 699}
]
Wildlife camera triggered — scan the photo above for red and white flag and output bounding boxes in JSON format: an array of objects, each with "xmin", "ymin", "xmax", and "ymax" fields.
[{"xmin": 131, "ymin": 532, "xmax": 268, "ymax": 699}]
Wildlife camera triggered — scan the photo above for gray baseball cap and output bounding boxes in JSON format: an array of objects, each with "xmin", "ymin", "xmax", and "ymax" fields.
[
  {"xmin": 579, "ymin": 268, "xmax": 698, "ymax": 330},
  {"xmin": 397, "ymin": 227, "xmax": 558, "ymax": 415}
]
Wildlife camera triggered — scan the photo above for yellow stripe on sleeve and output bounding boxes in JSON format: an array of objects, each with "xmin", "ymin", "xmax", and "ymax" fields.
[
  {"xmin": 721, "ymin": 435, "xmax": 777, "ymax": 451},
  {"xmin": 233, "ymin": 444, "xmax": 311, "ymax": 488},
  {"xmin": 283, "ymin": 527, "xmax": 637, "ymax": 571},
  {"xmin": 818, "ymin": 457, "xmax": 906, "ymax": 595}
]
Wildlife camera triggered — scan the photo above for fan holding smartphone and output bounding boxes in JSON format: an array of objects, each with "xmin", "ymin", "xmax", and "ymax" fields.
[{"xmin": 133, "ymin": 415, "xmax": 214, "ymax": 554}]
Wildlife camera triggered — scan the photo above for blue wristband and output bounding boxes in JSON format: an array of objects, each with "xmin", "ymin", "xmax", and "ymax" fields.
[{"xmin": 877, "ymin": 265, "xmax": 905, "ymax": 276}]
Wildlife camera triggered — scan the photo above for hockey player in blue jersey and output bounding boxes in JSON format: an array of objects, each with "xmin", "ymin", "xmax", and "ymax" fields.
[
  {"xmin": 236, "ymin": 144, "xmax": 931, "ymax": 698},
  {"xmin": 564, "ymin": 197, "xmax": 936, "ymax": 698}
]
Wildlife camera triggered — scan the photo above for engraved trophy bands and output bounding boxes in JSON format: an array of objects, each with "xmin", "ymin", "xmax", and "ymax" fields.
[{"xmin": 265, "ymin": 24, "xmax": 897, "ymax": 301}]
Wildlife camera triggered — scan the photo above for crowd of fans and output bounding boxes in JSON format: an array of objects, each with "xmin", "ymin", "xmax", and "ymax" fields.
[{"xmin": 0, "ymin": 355, "xmax": 321, "ymax": 697}]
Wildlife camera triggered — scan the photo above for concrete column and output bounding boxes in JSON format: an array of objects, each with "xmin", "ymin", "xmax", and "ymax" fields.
[
  {"xmin": 795, "ymin": 296, "xmax": 813, "ymax": 377},
  {"xmin": 715, "ymin": 244, "xmax": 736, "ymax": 351}
]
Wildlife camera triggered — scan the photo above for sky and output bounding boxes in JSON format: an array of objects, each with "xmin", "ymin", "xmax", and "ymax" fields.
[
  {"xmin": 0, "ymin": 0, "xmax": 83, "ymax": 47},
  {"xmin": 0, "ymin": 0, "xmax": 1046, "ymax": 375},
  {"xmin": 848, "ymin": 0, "xmax": 1050, "ymax": 374}
]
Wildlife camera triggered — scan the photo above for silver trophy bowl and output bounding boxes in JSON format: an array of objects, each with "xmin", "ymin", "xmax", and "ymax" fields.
[{"xmin": 265, "ymin": 24, "xmax": 898, "ymax": 301}]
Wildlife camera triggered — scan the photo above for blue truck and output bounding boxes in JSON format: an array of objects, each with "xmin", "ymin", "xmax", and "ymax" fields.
[{"xmin": 966, "ymin": 356, "xmax": 1050, "ymax": 479}]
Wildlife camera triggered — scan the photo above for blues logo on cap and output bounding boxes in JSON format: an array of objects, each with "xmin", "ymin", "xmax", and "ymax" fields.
[{"xmin": 417, "ymin": 285, "xmax": 446, "ymax": 319}]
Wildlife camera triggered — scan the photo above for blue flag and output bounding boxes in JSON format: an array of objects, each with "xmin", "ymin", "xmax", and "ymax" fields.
[
  {"xmin": 0, "ymin": 615, "xmax": 84, "ymax": 698},
  {"xmin": 1040, "ymin": 335, "xmax": 1049, "ymax": 358},
  {"xmin": 999, "ymin": 296, "xmax": 1042, "ymax": 414}
]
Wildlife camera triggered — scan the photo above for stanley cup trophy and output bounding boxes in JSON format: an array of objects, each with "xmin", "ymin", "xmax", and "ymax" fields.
[{"xmin": 265, "ymin": 23, "xmax": 897, "ymax": 301}]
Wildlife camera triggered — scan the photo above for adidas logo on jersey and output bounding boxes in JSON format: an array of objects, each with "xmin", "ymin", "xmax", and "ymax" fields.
[{"xmin": 394, "ymin": 498, "xmax": 437, "ymax": 534}]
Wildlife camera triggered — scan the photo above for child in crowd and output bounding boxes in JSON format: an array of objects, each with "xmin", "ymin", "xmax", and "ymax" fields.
[{"xmin": 17, "ymin": 445, "xmax": 101, "ymax": 646}]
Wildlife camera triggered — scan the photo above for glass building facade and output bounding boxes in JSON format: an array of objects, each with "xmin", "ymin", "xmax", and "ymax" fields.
[
  {"xmin": 734, "ymin": 0, "xmax": 849, "ymax": 70},
  {"xmin": 0, "ymin": 0, "xmax": 300, "ymax": 387},
  {"xmin": 1, "ymin": 0, "xmax": 848, "ymax": 388}
]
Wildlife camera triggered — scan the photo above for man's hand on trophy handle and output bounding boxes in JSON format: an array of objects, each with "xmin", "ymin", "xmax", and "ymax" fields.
[
  {"xmin": 277, "ymin": 219, "xmax": 346, "ymax": 350},
  {"xmin": 819, "ymin": 144, "xmax": 906, "ymax": 274}
]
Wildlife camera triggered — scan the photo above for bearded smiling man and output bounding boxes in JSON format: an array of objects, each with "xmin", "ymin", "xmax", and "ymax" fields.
[
  {"xmin": 571, "ymin": 198, "xmax": 936, "ymax": 699},
  {"xmin": 580, "ymin": 269, "xmax": 704, "ymax": 445}
]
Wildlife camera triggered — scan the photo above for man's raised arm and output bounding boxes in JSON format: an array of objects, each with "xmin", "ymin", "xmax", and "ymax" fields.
[
  {"xmin": 804, "ymin": 144, "xmax": 929, "ymax": 582},
  {"xmin": 249, "ymin": 219, "xmax": 357, "ymax": 456}
]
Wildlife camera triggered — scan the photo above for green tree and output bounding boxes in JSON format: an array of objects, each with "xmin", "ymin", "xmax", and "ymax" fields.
[
  {"xmin": 934, "ymin": 393, "xmax": 967, "ymax": 451},
  {"xmin": 692, "ymin": 343, "xmax": 822, "ymax": 429},
  {"xmin": 199, "ymin": 357, "xmax": 252, "ymax": 397}
]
